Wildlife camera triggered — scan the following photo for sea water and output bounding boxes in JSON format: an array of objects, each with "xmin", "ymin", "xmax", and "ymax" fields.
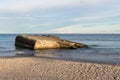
[{"xmin": 0, "ymin": 34, "xmax": 120, "ymax": 64}]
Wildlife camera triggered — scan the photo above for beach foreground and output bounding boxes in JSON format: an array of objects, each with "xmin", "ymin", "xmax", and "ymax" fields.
[{"xmin": 0, "ymin": 57, "xmax": 120, "ymax": 80}]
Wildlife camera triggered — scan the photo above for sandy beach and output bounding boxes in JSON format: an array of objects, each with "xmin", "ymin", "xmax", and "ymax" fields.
[{"xmin": 0, "ymin": 57, "xmax": 120, "ymax": 80}]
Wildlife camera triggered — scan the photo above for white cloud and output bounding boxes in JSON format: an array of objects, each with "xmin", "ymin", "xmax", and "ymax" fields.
[
  {"xmin": 0, "ymin": 0, "xmax": 81, "ymax": 12},
  {"xmin": 0, "ymin": 0, "xmax": 120, "ymax": 33},
  {"xmin": 73, "ymin": 10, "xmax": 120, "ymax": 21},
  {"xmin": 29, "ymin": 23, "xmax": 54, "ymax": 28},
  {"xmin": 0, "ymin": 17, "xmax": 10, "ymax": 20},
  {"xmin": 50, "ymin": 27, "xmax": 74, "ymax": 33},
  {"xmin": 15, "ymin": 16, "xmax": 36, "ymax": 20},
  {"xmin": 0, "ymin": 0, "xmax": 120, "ymax": 12},
  {"xmin": 49, "ymin": 24, "xmax": 120, "ymax": 33}
]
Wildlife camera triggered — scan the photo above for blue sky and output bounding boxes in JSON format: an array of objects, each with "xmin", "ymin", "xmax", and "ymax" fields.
[{"xmin": 0, "ymin": 0, "xmax": 120, "ymax": 33}]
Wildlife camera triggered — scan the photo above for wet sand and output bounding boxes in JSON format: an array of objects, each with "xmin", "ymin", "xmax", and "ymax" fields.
[{"xmin": 0, "ymin": 57, "xmax": 120, "ymax": 80}]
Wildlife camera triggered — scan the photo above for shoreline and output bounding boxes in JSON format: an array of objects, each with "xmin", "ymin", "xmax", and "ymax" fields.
[
  {"xmin": 1, "ymin": 56, "xmax": 120, "ymax": 65},
  {"xmin": 0, "ymin": 57, "xmax": 120, "ymax": 80}
]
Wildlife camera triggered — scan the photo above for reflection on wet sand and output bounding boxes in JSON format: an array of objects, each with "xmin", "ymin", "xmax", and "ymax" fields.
[{"xmin": 34, "ymin": 49, "xmax": 61, "ymax": 58}]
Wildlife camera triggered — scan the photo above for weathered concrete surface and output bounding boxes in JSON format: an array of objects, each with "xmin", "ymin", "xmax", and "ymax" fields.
[{"xmin": 15, "ymin": 35, "xmax": 88, "ymax": 50}]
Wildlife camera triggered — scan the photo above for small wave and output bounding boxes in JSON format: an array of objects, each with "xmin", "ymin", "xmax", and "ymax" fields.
[
  {"xmin": 112, "ymin": 57, "xmax": 120, "ymax": 61},
  {"xmin": 16, "ymin": 51, "xmax": 34, "ymax": 56},
  {"xmin": 0, "ymin": 47, "xmax": 6, "ymax": 49},
  {"xmin": 89, "ymin": 45, "xmax": 98, "ymax": 47}
]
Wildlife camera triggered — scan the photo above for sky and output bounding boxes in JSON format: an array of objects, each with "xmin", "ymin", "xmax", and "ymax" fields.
[{"xmin": 0, "ymin": 0, "xmax": 120, "ymax": 34}]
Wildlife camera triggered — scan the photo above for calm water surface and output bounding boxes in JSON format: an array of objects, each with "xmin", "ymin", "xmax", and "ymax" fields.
[{"xmin": 0, "ymin": 34, "xmax": 120, "ymax": 64}]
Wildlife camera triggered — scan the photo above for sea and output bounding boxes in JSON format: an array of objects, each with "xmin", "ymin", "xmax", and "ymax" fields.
[{"xmin": 0, "ymin": 34, "xmax": 120, "ymax": 64}]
